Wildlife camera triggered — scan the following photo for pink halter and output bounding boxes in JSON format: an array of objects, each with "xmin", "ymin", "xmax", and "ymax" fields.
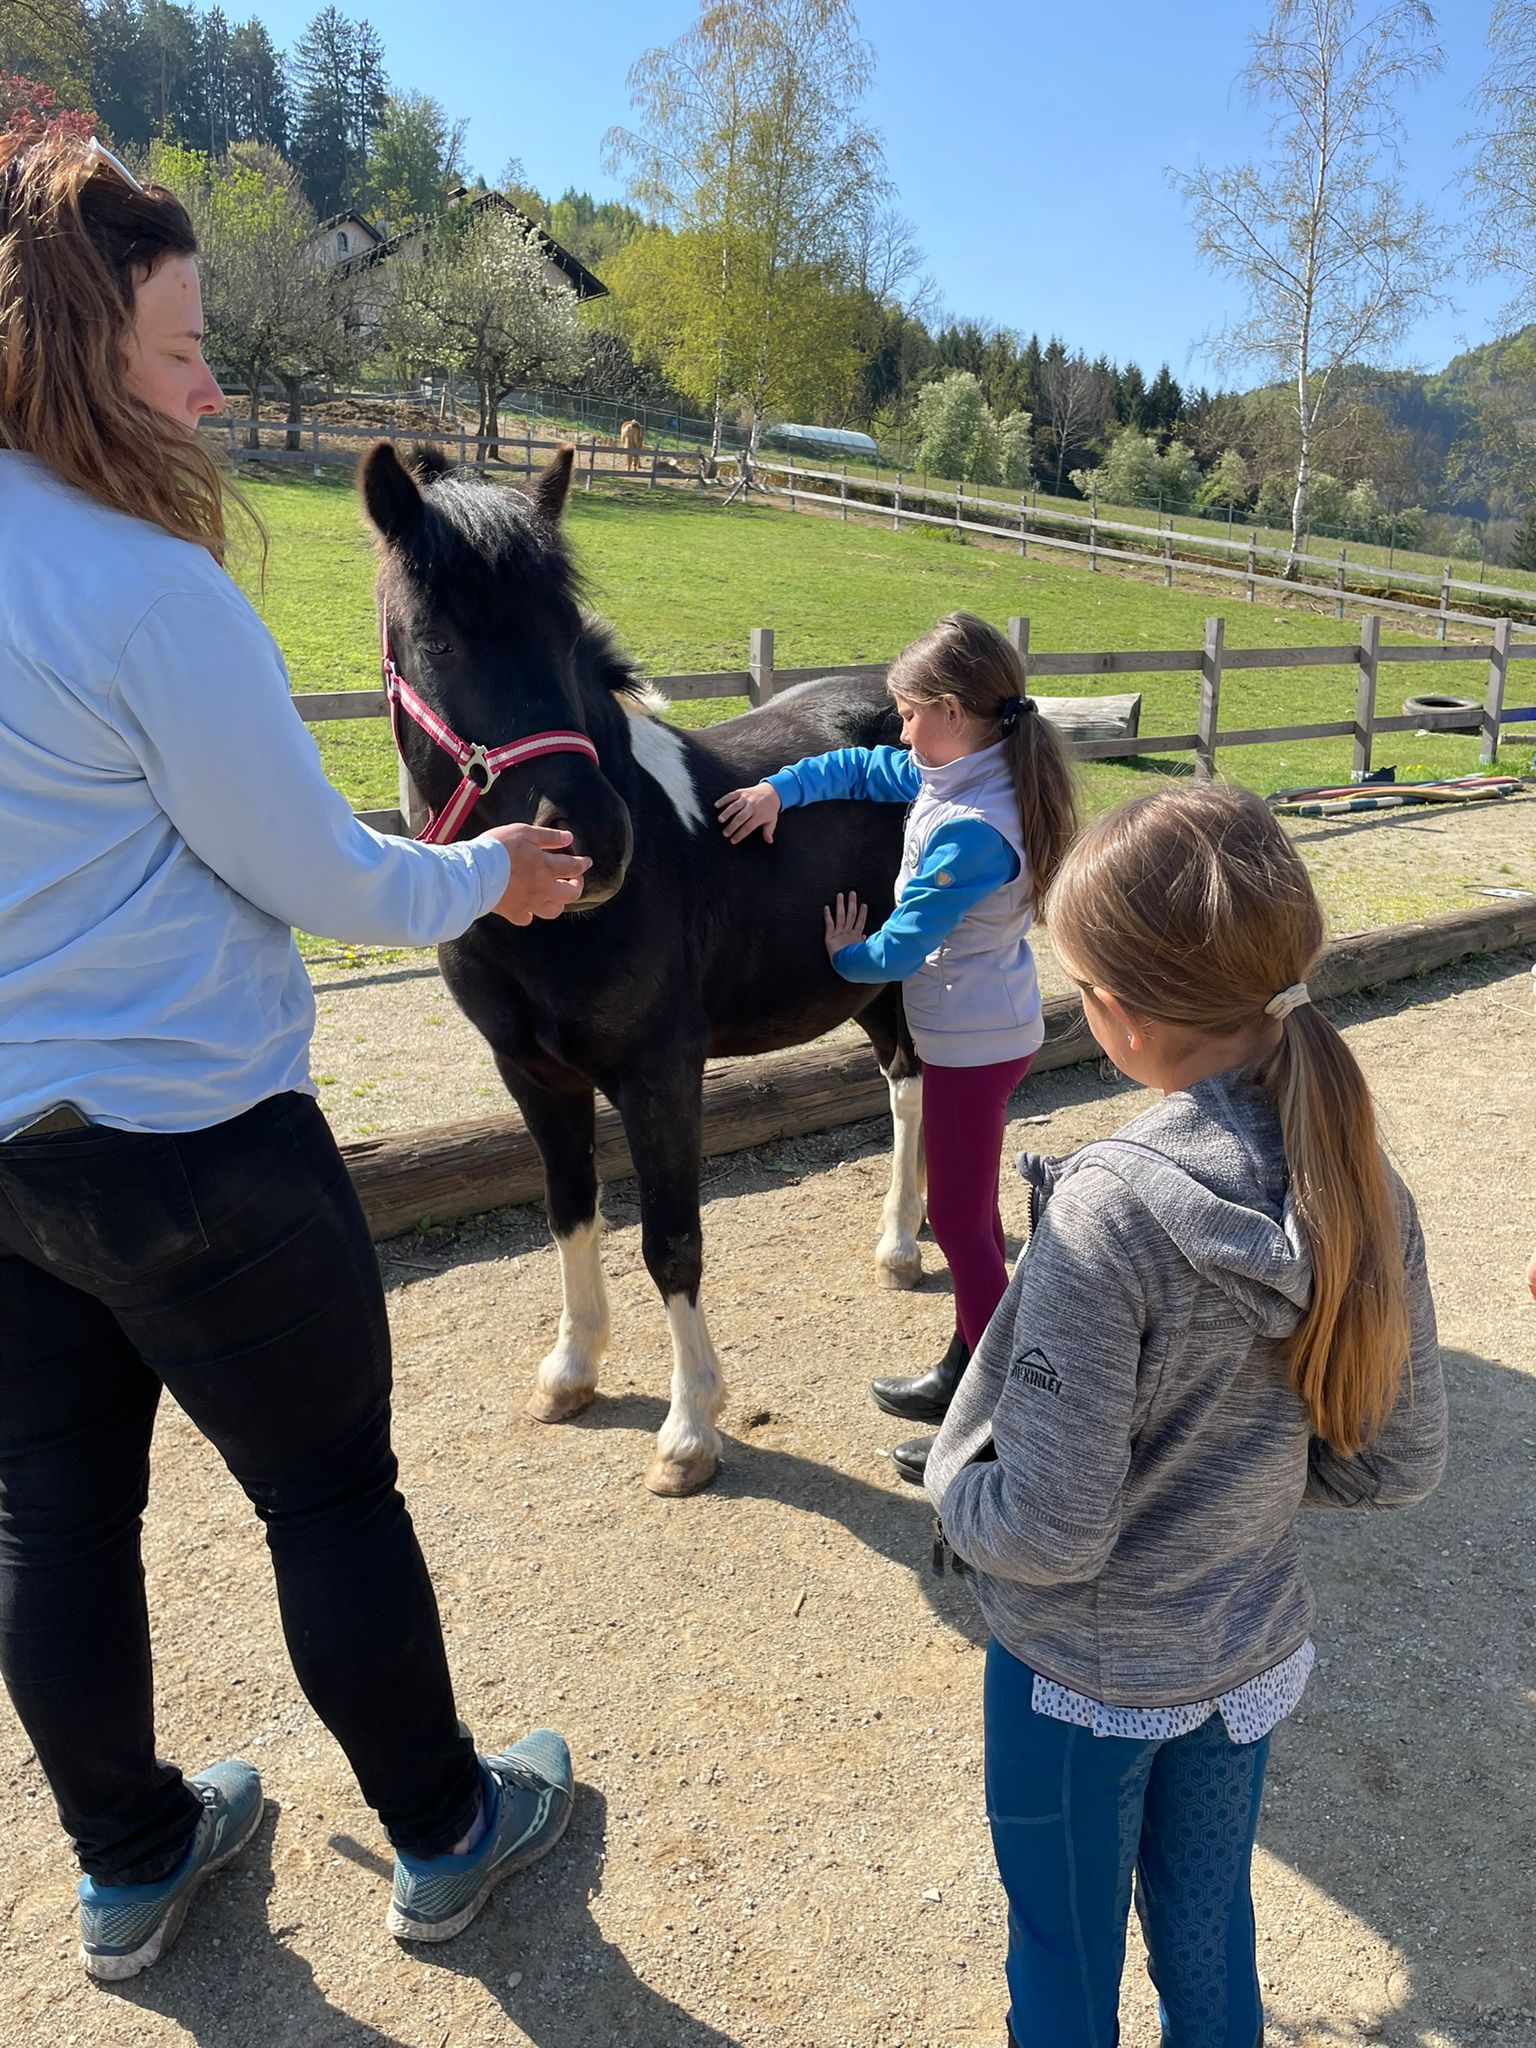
[{"xmin": 380, "ymin": 607, "xmax": 600, "ymax": 845}]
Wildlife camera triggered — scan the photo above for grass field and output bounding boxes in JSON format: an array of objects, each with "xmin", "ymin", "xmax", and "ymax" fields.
[{"xmin": 235, "ymin": 467, "xmax": 1533, "ymax": 838}]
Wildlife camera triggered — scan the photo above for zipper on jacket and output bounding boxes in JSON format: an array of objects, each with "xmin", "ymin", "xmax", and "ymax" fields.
[{"xmin": 930, "ymin": 1516, "xmax": 969, "ymax": 1577}]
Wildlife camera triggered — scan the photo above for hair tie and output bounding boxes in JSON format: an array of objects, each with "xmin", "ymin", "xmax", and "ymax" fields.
[
  {"xmin": 999, "ymin": 695, "xmax": 1031, "ymax": 733},
  {"xmin": 1265, "ymin": 982, "xmax": 1310, "ymax": 1020}
]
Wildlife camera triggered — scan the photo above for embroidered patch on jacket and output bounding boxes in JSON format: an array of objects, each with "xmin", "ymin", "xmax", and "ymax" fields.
[
  {"xmin": 934, "ymin": 868, "xmax": 954, "ymax": 887},
  {"xmin": 1012, "ymin": 1347, "xmax": 1062, "ymax": 1396}
]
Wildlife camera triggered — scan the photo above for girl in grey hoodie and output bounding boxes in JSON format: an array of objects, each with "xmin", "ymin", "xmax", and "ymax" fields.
[{"xmin": 926, "ymin": 783, "xmax": 1446, "ymax": 2048}]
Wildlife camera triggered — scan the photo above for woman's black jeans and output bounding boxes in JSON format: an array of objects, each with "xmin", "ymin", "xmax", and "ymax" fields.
[{"xmin": 0, "ymin": 1092, "xmax": 480, "ymax": 1882}]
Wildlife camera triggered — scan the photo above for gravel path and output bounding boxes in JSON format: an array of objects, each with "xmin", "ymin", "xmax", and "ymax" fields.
[{"xmin": 3, "ymin": 954, "xmax": 1534, "ymax": 2048}]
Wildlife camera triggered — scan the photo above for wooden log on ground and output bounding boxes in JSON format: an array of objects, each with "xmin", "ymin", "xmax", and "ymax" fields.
[
  {"xmin": 342, "ymin": 896, "xmax": 1536, "ymax": 1237},
  {"xmin": 1034, "ymin": 692, "xmax": 1140, "ymax": 742}
]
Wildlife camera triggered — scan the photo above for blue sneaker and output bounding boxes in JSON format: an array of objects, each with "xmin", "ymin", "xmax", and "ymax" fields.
[
  {"xmin": 77, "ymin": 1759, "xmax": 265, "ymax": 1981},
  {"xmin": 387, "ymin": 1730, "xmax": 574, "ymax": 1943}
]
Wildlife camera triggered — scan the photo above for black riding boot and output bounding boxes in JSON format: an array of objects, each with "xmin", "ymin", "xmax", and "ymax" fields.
[{"xmin": 870, "ymin": 1329, "xmax": 970, "ymax": 1424}]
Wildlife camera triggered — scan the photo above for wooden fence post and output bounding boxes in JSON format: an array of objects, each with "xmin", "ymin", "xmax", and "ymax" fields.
[
  {"xmin": 1335, "ymin": 547, "xmax": 1347, "ymax": 622},
  {"xmin": 1481, "ymin": 616, "xmax": 1512, "ymax": 766},
  {"xmin": 1352, "ymin": 613, "xmax": 1380, "ymax": 780},
  {"xmin": 226, "ymin": 414, "xmax": 238, "ymax": 460},
  {"xmin": 1018, "ymin": 496, "xmax": 1027, "ymax": 556},
  {"xmin": 788, "ymin": 468, "xmax": 796, "ymax": 512},
  {"xmin": 1162, "ymin": 526, "xmax": 1173, "ymax": 589},
  {"xmin": 748, "ymin": 626, "xmax": 776, "ymax": 707},
  {"xmin": 649, "ymin": 446, "xmax": 659, "ymax": 489},
  {"xmin": 1437, "ymin": 563, "xmax": 1451, "ymax": 642},
  {"xmin": 1246, "ymin": 532, "xmax": 1257, "ymax": 603},
  {"xmin": 1089, "ymin": 512, "xmax": 1098, "ymax": 572},
  {"xmin": 954, "ymin": 481, "xmax": 962, "ymax": 536},
  {"xmin": 310, "ymin": 413, "xmax": 320, "ymax": 456},
  {"xmin": 458, "ymin": 427, "xmax": 467, "ymax": 469},
  {"xmin": 893, "ymin": 481, "xmax": 902, "ymax": 532},
  {"xmin": 841, "ymin": 465, "xmax": 848, "ymax": 522},
  {"xmin": 585, "ymin": 436, "xmax": 596, "ymax": 491},
  {"xmin": 1196, "ymin": 617, "xmax": 1224, "ymax": 783},
  {"xmin": 1007, "ymin": 617, "xmax": 1030, "ymax": 679}
]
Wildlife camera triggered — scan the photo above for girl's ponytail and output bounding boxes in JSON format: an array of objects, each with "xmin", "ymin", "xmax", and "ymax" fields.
[
  {"xmin": 887, "ymin": 612, "xmax": 1079, "ymax": 913},
  {"xmin": 1260, "ymin": 1004, "xmax": 1409, "ymax": 1455},
  {"xmin": 1046, "ymin": 783, "xmax": 1410, "ymax": 1457},
  {"xmin": 1001, "ymin": 700, "xmax": 1076, "ymax": 915}
]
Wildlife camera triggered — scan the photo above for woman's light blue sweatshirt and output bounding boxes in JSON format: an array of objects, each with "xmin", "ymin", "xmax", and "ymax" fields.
[{"xmin": 0, "ymin": 452, "xmax": 509, "ymax": 1139}]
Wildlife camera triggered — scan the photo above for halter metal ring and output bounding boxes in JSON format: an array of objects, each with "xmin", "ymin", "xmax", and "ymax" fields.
[{"xmin": 463, "ymin": 744, "xmax": 496, "ymax": 793}]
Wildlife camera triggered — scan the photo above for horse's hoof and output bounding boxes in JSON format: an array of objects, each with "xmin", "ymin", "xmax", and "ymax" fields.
[
  {"xmin": 645, "ymin": 1451, "xmax": 719, "ymax": 1497},
  {"xmin": 876, "ymin": 1246, "xmax": 923, "ymax": 1291},
  {"xmin": 526, "ymin": 1383, "xmax": 595, "ymax": 1423}
]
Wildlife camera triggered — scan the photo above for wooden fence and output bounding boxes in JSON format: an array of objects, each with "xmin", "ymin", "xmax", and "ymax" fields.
[
  {"xmin": 748, "ymin": 458, "xmax": 1535, "ymax": 634},
  {"xmin": 207, "ymin": 410, "xmax": 1536, "ymax": 628},
  {"xmin": 289, "ymin": 614, "xmax": 1536, "ymax": 840}
]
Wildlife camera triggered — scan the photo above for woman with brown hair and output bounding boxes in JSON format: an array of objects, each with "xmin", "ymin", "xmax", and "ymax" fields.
[{"xmin": 0, "ymin": 131, "xmax": 582, "ymax": 1979}]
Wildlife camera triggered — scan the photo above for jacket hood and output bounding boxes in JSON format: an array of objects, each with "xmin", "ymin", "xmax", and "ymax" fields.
[{"xmin": 1021, "ymin": 1071, "xmax": 1312, "ymax": 1339}]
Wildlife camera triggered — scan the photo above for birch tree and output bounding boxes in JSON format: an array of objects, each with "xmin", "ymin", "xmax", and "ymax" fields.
[
  {"xmin": 605, "ymin": 0, "xmax": 883, "ymax": 472},
  {"xmin": 1174, "ymin": 0, "xmax": 1448, "ymax": 576},
  {"xmin": 1464, "ymin": 1, "xmax": 1536, "ymax": 318}
]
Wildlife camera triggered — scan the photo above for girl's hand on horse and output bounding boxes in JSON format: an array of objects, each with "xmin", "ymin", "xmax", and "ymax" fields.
[
  {"xmin": 487, "ymin": 824, "xmax": 592, "ymax": 926},
  {"xmin": 824, "ymin": 891, "xmax": 869, "ymax": 958},
  {"xmin": 716, "ymin": 782, "xmax": 782, "ymax": 845}
]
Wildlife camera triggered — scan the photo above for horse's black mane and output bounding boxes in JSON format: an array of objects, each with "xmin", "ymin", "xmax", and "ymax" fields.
[{"xmin": 388, "ymin": 458, "xmax": 652, "ymax": 707}]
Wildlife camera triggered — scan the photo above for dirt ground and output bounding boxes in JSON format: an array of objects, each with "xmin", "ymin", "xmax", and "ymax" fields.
[{"xmin": 3, "ymin": 951, "xmax": 1534, "ymax": 2048}]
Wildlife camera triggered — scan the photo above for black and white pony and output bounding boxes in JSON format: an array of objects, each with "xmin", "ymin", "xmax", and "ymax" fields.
[{"xmin": 361, "ymin": 441, "xmax": 924, "ymax": 1495}]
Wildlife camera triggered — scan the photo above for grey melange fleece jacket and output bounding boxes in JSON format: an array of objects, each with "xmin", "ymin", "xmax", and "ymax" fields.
[{"xmin": 924, "ymin": 1070, "xmax": 1447, "ymax": 1708}]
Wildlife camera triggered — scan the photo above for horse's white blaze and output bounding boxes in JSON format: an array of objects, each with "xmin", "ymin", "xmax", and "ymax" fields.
[
  {"xmin": 655, "ymin": 1294, "xmax": 726, "ymax": 1471},
  {"xmin": 622, "ymin": 699, "xmax": 705, "ymax": 833},
  {"xmin": 875, "ymin": 1071, "xmax": 925, "ymax": 1289},
  {"xmin": 534, "ymin": 1215, "xmax": 609, "ymax": 1401}
]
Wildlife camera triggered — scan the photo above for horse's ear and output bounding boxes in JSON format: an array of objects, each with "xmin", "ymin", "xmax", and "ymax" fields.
[
  {"xmin": 360, "ymin": 440, "xmax": 425, "ymax": 544},
  {"xmin": 407, "ymin": 441, "xmax": 453, "ymax": 485},
  {"xmin": 533, "ymin": 444, "xmax": 575, "ymax": 525}
]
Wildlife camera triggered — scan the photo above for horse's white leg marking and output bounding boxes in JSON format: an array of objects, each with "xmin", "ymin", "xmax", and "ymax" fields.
[
  {"xmin": 526, "ymin": 1215, "xmax": 609, "ymax": 1423},
  {"xmin": 646, "ymin": 1294, "xmax": 726, "ymax": 1497},
  {"xmin": 875, "ymin": 1072, "xmax": 925, "ymax": 1289}
]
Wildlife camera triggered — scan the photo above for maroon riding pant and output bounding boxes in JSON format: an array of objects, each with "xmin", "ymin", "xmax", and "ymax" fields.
[{"xmin": 923, "ymin": 1054, "xmax": 1035, "ymax": 1351}]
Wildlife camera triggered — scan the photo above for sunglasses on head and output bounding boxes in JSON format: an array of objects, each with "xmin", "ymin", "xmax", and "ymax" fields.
[{"xmin": 87, "ymin": 137, "xmax": 147, "ymax": 194}]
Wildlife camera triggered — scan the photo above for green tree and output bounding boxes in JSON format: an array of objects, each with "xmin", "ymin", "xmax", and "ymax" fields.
[
  {"xmin": 228, "ymin": 16, "xmax": 288, "ymax": 152},
  {"xmin": 290, "ymin": 5, "xmax": 386, "ymax": 217},
  {"xmin": 912, "ymin": 370, "xmax": 996, "ymax": 481},
  {"xmin": 1175, "ymin": 0, "xmax": 1450, "ymax": 575},
  {"xmin": 1510, "ymin": 505, "xmax": 1536, "ymax": 570},
  {"xmin": 998, "ymin": 409, "xmax": 1034, "ymax": 488},
  {"xmin": 153, "ymin": 138, "xmax": 365, "ymax": 446},
  {"xmin": 367, "ymin": 89, "xmax": 465, "ymax": 227},
  {"xmin": 1071, "ymin": 426, "xmax": 1165, "ymax": 507},
  {"xmin": 1195, "ymin": 446, "xmax": 1252, "ymax": 511}
]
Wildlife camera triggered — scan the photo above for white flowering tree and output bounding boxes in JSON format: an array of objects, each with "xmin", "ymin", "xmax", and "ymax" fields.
[
  {"xmin": 384, "ymin": 206, "xmax": 587, "ymax": 456},
  {"xmin": 998, "ymin": 409, "xmax": 1034, "ymax": 488},
  {"xmin": 913, "ymin": 370, "xmax": 999, "ymax": 483}
]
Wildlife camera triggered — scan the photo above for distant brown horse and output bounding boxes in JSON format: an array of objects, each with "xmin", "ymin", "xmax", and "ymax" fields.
[{"xmin": 618, "ymin": 418, "xmax": 644, "ymax": 472}]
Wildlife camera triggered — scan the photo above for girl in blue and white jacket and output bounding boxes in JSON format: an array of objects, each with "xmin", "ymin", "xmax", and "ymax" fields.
[{"xmin": 718, "ymin": 614, "xmax": 1077, "ymax": 1471}]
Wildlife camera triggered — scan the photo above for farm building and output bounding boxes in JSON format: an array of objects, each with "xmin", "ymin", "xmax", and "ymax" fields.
[{"xmin": 312, "ymin": 189, "xmax": 608, "ymax": 335}]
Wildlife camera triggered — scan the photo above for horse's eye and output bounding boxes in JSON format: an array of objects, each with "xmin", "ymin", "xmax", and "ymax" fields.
[{"xmin": 419, "ymin": 637, "xmax": 452, "ymax": 663}]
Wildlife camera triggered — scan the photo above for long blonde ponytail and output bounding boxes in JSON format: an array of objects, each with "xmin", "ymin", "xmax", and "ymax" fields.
[{"xmin": 1047, "ymin": 783, "xmax": 1409, "ymax": 1455}]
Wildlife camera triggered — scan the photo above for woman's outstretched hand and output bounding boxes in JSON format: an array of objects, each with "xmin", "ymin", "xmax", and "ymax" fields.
[
  {"xmin": 487, "ymin": 824, "xmax": 591, "ymax": 925},
  {"xmin": 824, "ymin": 890, "xmax": 868, "ymax": 959},
  {"xmin": 716, "ymin": 782, "xmax": 782, "ymax": 845}
]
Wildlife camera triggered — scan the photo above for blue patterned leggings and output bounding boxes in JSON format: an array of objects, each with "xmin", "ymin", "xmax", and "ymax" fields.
[{"xmin": 985, "ymin": 1639, "xmax": 1268, "ymax": 2048}]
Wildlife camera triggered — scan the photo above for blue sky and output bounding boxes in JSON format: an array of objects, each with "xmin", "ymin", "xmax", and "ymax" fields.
[{"xmin": 254, "ymin": 0, "xmax": 1508, "ymax": 385}]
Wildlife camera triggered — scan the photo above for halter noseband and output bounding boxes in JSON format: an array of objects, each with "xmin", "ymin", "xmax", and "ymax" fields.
[{"xmin": 380, "ymin": 605, "xmax": 600, "ymax": 846}]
